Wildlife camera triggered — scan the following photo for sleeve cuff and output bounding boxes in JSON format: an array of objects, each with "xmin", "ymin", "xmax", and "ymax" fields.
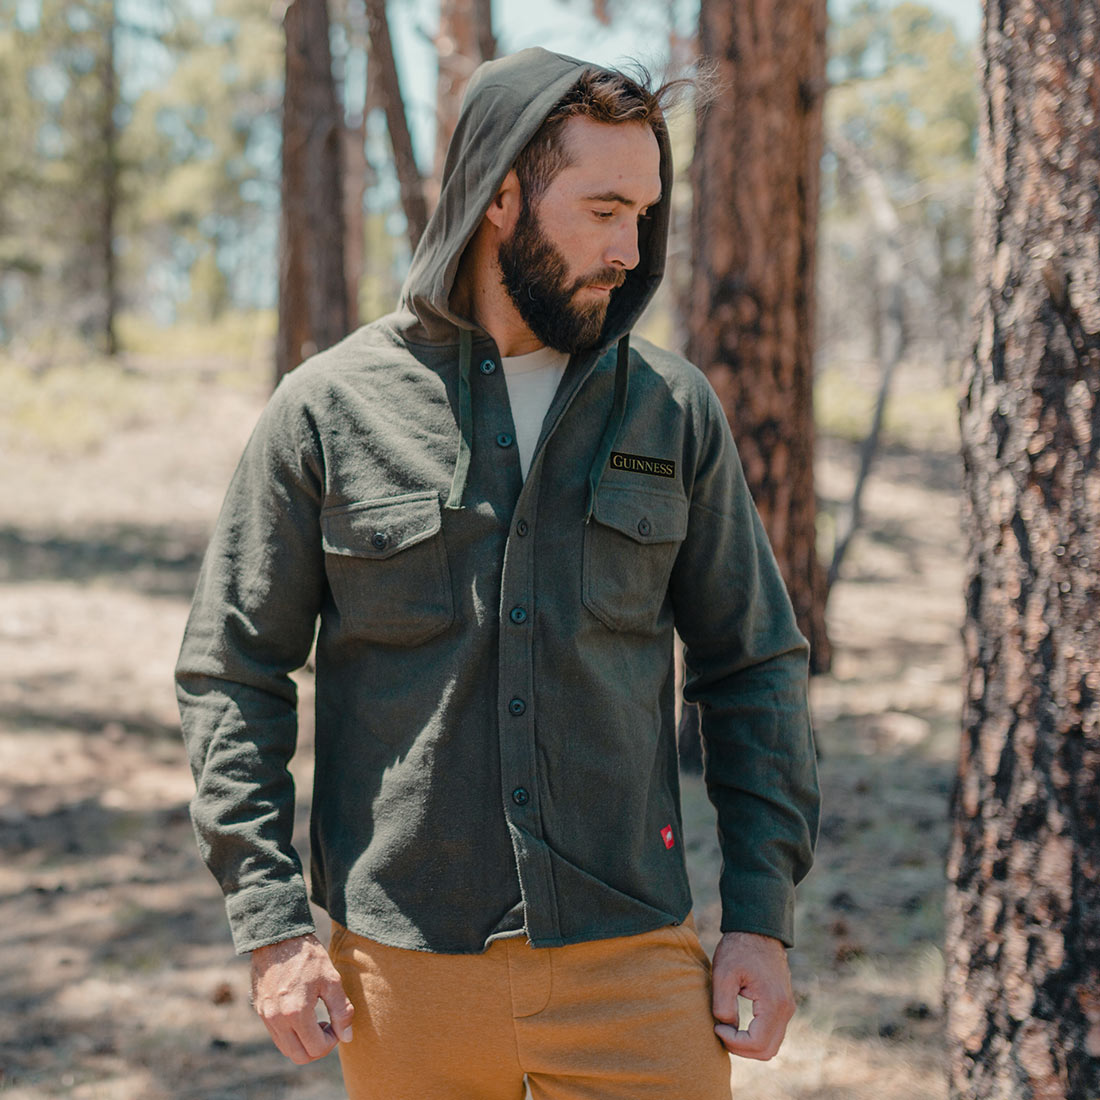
[
  {"xmin": 718, "ymin": 871, "xmax": 797, "ymax": 948},
  {"xmin": 225, "ymin": 880, "xmax": 316, "ymax": 954}
]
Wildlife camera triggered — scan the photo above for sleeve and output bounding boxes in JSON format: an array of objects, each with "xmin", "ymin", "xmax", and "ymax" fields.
[
  {"xmin": 174, "ymin": 377, "xmax": 327, "ymax": 954},
  {"xmin": 669, "ymin": 381, "xmax": 820, "ymax": 948}
]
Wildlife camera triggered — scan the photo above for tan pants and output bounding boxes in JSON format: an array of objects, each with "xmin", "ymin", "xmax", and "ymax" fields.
[{"xmin": 329, "ymin": 918, "xmax": 733, "ymax": 1100}]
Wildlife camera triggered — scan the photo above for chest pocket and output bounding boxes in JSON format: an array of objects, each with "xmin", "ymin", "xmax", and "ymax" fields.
[
  {"xmin": 583, "ymin": 485, "xmax": 688, "ymax": 634},
  {"xmin": 321, "ymin": 491, "xmax": 454, "ymax": 646}
]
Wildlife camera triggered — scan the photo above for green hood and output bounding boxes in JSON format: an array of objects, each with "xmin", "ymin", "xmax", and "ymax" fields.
[{"xmin": 399, "ymin": 47, "xmax": 674, "ymax": 349}]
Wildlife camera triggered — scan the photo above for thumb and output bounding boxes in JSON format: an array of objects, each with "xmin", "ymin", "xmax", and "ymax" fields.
[{"xmin": 321, "ymin": 978, "xmax": 355, "ymax": 1043}]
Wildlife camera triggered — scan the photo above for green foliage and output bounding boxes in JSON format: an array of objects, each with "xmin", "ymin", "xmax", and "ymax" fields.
[
  {"xmin": 821, "ymin": 1, "xmax": 978, "ymax": 362},
  {"xmin": 0, "ymin": 0, "xmax": 283, "ymax": 348},
  {"xmin": 124, "ymin": 0, "xmax": 284, "ymax": 322}
]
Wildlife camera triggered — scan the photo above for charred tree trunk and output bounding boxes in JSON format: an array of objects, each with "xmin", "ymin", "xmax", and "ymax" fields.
[
  {"xmin": 690, "ymin": 0, "xmax": 831, "ymax": 673},
  {"xmin": 364, "ymin": 0, "xmax": 429, "ymax": 254},
  {"xmin": 276, "ymin": 0, "xmax": 349, "ymax": 383},
  {"xmin": 946, "ymin": 2, "xmax": 1100, "ymax": 1097}
]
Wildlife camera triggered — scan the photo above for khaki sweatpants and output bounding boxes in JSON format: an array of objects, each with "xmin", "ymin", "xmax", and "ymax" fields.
[{"xmin": 328, "ymin": 918, "xmax": 733, "ymax": 1100}]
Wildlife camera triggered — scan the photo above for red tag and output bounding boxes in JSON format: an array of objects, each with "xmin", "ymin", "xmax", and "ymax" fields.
[{"xmin": 660, "ymin": 824, "xmax": 674, "ymax": 849}]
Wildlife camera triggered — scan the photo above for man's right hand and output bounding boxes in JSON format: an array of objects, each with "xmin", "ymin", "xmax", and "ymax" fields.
[{"xmin": 250, "ymin": 933, "xmax": 355, "ymax": 1064}]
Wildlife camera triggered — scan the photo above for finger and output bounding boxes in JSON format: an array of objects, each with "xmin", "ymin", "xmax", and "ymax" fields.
[
  {"xmin": 715, "ymin": 1010, "xmax": 787, "ymax": 1061},
  {"xmin": 711, "ymin": 983, "xmax": 742, "ymax": 1026},
  {"xmin": 293, "ymin": 1011, "xmax": 340, "ymax": 1061},
  {"xmin": 321, "ymin": 981, "xmax": 355, "ymax": 1043},
  {"xmin": 263, "ymin": 1017, "xmax": 316, "ymax": 1065}
]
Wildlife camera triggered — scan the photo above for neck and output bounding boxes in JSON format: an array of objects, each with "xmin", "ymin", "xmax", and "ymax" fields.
[{"xmin": 452, "ymin": 227, "xmax": 544, "ymax": 358}]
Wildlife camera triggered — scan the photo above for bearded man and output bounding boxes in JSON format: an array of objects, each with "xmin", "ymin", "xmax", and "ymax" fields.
[{"xmin": 176, "ymin": 48, "xmax": 819, "ymax": 1100}]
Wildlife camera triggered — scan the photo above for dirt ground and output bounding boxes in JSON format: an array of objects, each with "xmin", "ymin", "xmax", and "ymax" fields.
[{"xmin": 0, "ymin": 345, "xmax": 963, "ymax": 1099}]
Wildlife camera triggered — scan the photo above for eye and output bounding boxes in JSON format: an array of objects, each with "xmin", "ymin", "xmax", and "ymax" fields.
[{"xmin": 592, "ymin": 209, "xmax": 616, "ymax": 220}]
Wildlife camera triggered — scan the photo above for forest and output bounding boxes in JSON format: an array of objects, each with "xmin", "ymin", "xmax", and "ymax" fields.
[{"xmin": 1, "ymin": 0, "xmax": 1098, "ymax": 1098}]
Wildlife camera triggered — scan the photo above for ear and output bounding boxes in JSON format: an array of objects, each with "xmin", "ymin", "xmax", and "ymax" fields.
[{"xmin": 485, "ymin": 169, "xmax": 522, "ymax": 234}]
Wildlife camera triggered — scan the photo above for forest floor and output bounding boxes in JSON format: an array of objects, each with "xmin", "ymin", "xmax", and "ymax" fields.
[{"xmin": 0, "ymin": 337, "xmax": 963, "ymax": 1099}]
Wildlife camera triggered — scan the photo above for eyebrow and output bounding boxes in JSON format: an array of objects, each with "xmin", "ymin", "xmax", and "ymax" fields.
[{"xmin": 582, "ymin": 191, "xmax": 663, "ymax": 208}]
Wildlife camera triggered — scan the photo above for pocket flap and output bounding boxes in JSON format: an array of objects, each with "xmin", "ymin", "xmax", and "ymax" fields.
[
  {"xmin": 321, "ymin": 492, "xmax": 442, "ymax": 560},
  {"xmin": 591, "ymin": 485, "xmax": 688, "ymax": 544}
]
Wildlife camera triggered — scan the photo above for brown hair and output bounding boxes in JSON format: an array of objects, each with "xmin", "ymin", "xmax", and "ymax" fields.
[{"xmin": 513, "ymin": 65, "xmax": 691, "ymax": 207}]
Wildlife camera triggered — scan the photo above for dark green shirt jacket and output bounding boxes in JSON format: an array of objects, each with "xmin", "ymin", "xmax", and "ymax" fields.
[{"xmin": 175, "ymin": 48, "xmax": 819, "ymax": 956}]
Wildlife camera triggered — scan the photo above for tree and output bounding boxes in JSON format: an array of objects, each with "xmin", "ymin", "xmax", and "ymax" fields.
[
  {"xmin": 276, "ymin": 0, "xmax": 349, "ymax": 382},
  {"xmin": 126, "ymin": 0, "xmax": 284, "ymax": 325},
  {"xmin": 823, "ymin": 1, "xmax": 978, "ymax": 373},
  {"xmin": 433, "ymin": 0, "xmax": 494, "ymax": 182},
  {"xmin": 689, "ymin": 0, "xmax": 831, "ymax": 673},
  {"xmin": 946, "ymin": 1, "xmax": 1100, "ymax": 1096},
  {"xmin": 2, "ymin": 0, "xmax": 126, "ymax": 353},
  {"xmin": 364, "ymin": 0, "xmax": 428, "ymax": 254}
]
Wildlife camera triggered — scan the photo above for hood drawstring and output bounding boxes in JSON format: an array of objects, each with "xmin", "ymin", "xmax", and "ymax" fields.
[
  {"xmin": 445, "ymin": 327, "xmax": 474, "ymax": 510},
  {"xmin": 585, "ymin": 334, "xmax": 631, "ymax": 522},
  {"xmin": 447, "ymin": 330, "xmax": 631, "ymax": 516}
]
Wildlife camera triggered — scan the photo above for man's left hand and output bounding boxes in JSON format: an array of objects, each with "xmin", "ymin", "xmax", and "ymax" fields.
[{"xmin": 711, "ymin": 931, "xmax": 795, "ymax": 1060}]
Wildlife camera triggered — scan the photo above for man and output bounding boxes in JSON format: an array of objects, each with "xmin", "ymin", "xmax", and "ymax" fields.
[{"xmin": 177, "ymin": 48, "xmax": 819, "ymax": 1099}]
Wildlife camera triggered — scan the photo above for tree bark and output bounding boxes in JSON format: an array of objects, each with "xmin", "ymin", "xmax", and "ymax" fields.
[
  {"xmin": 946, "ymin": 2, "xmax": 1100, "ymax": 1097},
  {"xmin": 690, "ymin": 0, "xmax": 831, "ymax": 673},
  {"xmin": 364, "ymin": 0, "xmax": 429, "ymax": 254},
  {"xmin": 276, "ymin": 0, "xmax": 349, "ymax": 384}
]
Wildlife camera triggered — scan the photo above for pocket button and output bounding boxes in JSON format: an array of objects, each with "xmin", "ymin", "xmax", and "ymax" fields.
[
  {"xmin": 637, "ymin": 517, "xmax": 652, "ymax": 537},
  {"xmin": 371, "ymin": 531, "xmax": 389, "ymax": 550}
]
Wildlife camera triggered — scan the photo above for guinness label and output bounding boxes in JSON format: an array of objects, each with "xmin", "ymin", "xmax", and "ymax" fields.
[{"xmin": 609, "ymin": 451, "xmax": 676, "ymax": 479}]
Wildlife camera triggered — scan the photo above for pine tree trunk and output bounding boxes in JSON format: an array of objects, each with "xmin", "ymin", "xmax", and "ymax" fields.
[
  {"xmin": 364, "ymin": 0, "xmax": 429, "ymax": 254},
  {"xmin": 946, "ymin": 2, "xmax": 1100, "ymax": 1097},
  {"xmin": 276, "ymin": 0, "xmax": 349, "ymax": 384},
  {"xmin": 433, "ymin": 0, "xmax": 491, "ymax": 185},
  {"xmin": 689, "ymin": 0, "xmax": 831, "ymax": 673}
]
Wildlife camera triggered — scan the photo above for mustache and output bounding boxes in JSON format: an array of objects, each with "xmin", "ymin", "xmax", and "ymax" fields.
[{"xmin": 571, "ymin": 268, "xmax": 627, "ymax": 294}]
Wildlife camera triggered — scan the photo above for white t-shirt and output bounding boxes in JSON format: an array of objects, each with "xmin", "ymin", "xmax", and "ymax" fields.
[{"xmin": 501, "ymin": 346, "xmax": 568, "ymax": 479}]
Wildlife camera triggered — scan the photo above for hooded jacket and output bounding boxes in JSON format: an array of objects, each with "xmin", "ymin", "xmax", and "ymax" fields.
[{"xmin": 176, "ymin": 48, "xmax": 819, "ymax": 955}]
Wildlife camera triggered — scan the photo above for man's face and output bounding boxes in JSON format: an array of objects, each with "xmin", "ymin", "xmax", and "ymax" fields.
[{"xmin": 497, "ymin": 118, "xmax": 662, "ymax": 354}]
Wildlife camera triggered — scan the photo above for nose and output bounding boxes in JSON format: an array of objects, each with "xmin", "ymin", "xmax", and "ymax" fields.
[{"xmin": 604, "ymin": 219, "xmax": 641, "ymax": 271}]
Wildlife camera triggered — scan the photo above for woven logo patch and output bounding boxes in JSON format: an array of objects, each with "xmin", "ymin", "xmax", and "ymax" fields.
[
  {"xmin": 610, "ymin": 451, "xmax": 676, "ymax": 479},
  {"xmin": 660, "ymin": 824, "xmax": 675, "ymax": 849}
]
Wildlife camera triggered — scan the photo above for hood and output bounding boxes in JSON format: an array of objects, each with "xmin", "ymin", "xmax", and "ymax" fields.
[{"xmin": 399, "ymin": 47, "xmax": 674, "ymax": 349}]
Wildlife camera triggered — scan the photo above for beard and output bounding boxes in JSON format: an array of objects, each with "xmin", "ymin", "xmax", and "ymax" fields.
[{"xmin": 497, "ymin": 200, "xmax": 625, "ymax": 355}]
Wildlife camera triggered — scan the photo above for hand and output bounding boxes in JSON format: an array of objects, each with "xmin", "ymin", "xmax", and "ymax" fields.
[
  {"xmin": 710, "ymin": 931, "xmax": 795, "ymax": 1061},
  {"xmin": 250, "ymin": 933, "xmax": 355, "ymax": 1064}
]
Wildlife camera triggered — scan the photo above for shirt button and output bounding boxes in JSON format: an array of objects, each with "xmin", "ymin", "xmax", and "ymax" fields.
[
  {"xmin": 511, "ymin": 787, "xmax": 530, "ymax": 806},
  {"xmin": 516, "ymin": 520, "xmax": 529, "ymax": 537},
  {"xmin": 480, "ymin": 359, "xmax": 497, "ymax": 375},
  {"xmin": 371, "ymin": 531, "xmax": 389, "ymax": 550},
  {"xmin": 497, "ymin": 432, "xmax": 514, "ymax": 448},
  {"xmin": 637, "ymin": 517, "xmax": 652, "ymax": 537},
  {"xmin": 509, "ymin": 606, "xmax": 527, "ymax": 624},
  {"xmin": 508, "ymin": 698, "xmax": 526, "ymax": 716}
]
